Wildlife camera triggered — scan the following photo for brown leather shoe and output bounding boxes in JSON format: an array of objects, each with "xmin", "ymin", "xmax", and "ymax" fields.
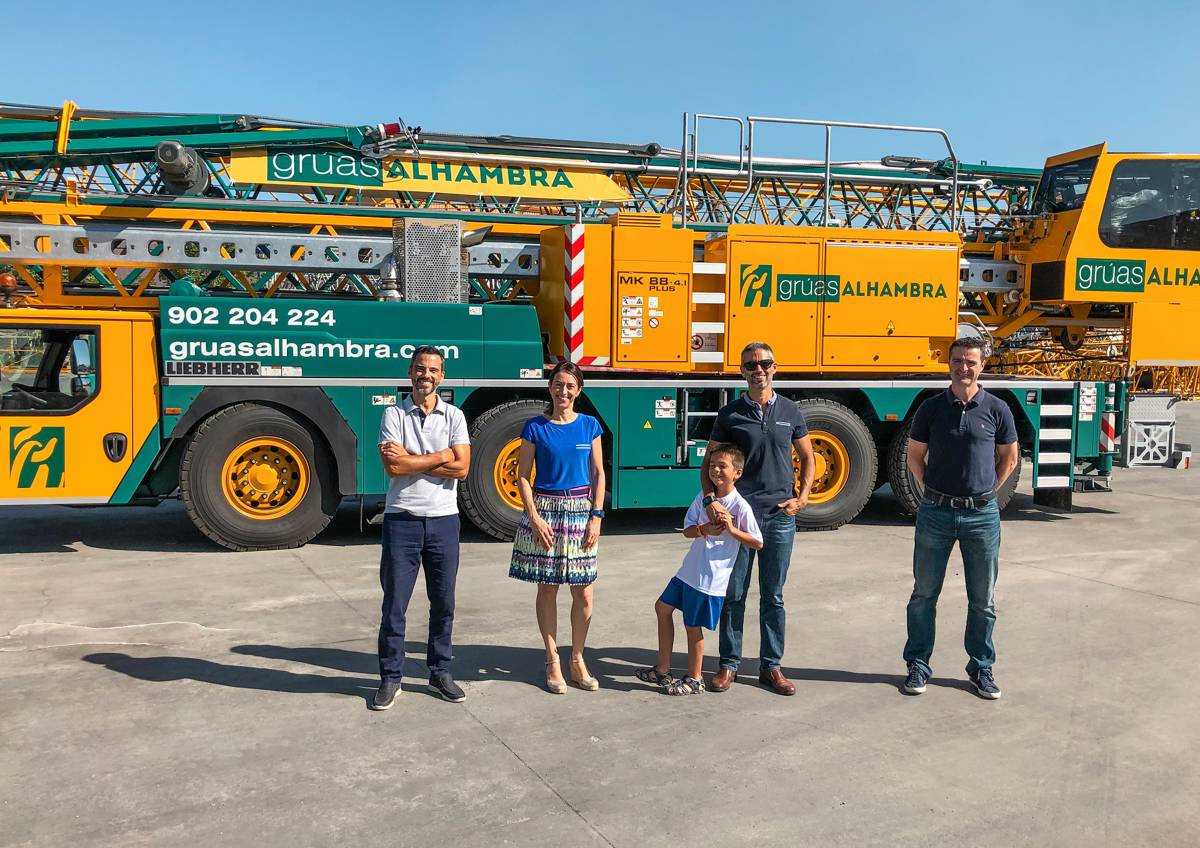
[
  {"xmin": 758, "ymin": 668, "xmax": 796, "ymax": 696},
  {"xmin": 709, "ymin": 668, "xmax": 737, "ymax": 692}
]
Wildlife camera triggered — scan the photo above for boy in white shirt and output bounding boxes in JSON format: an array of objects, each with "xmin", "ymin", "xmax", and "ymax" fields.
[{"xmin": 636, "ymin": 445, "xmax": 763, "ymax": 695}]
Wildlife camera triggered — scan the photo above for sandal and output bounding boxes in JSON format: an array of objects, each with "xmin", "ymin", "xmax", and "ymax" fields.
[
  {"xmin": 635, "ymin": 667, "xmax": 676, "ymax": 687},
  {"xmin": 664, "ymin": 677, "xmax": 705, "ymax": 696},
  {"xmin": 545, "ymin": 658, "xmax": 567, "ymax": 695},
  {"xmin": 569, "ymin": 657, "xmax": 599, "ymax": 691}
]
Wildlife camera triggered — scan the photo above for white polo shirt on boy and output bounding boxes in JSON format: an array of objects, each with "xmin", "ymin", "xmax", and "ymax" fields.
[{"xmin": 675, "ymin": 489, "xmax": 762, "ymax": 595}]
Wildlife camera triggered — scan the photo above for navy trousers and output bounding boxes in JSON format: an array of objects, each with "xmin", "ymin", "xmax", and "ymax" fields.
[{"xmin": 378, "ymin": 512, "xmax": 461, "ymax": 681}]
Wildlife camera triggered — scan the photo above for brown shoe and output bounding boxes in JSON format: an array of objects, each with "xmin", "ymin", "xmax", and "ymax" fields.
[
  {"xmin": 709, "ymin": 668, "xmax": 737, "ymax": 692},
  {"xmin": 758, "ymin": 668, "xmax": 796, "ymax": 696}
]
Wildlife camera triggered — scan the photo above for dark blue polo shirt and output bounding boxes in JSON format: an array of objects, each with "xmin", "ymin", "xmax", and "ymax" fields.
[
  {"xmin": 709, "ymin": 393, "xmax": 808, "ymax": 517},
  {"xmin": 909, "ymin": 387, "xmax": 1017, "ymax": 497}
]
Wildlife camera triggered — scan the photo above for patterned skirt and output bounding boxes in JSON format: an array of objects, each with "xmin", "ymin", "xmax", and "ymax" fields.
[{"xmin": 509, "ymin": 487, "xmax": 598, "ymax": 585}]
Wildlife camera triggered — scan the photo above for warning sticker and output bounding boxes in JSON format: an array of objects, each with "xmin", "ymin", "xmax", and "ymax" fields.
[
  {"xmin": 622, "ymin": 317, "xmax": 643, "ymax": 328},
  {"xmin": 621, "ymin": 296, "xmax": 644, "ymax": 306},
  {"xmin": 621, "ymin": 328, "xmax": 643, "ymax": 338},
  {"xmin": 621, "ymin": 306, "xmax": 643, "ymax": 317},
  {"xmin": 649, "ymin": 317, "xmax": 660, "ymax": 329},
  {"xmin": 654, "ymin": 398, "xmax": 676, "ymax": 419},
  {"xmin": 648, "ymin": 296, "xmax": 659, "ymax": 308}
]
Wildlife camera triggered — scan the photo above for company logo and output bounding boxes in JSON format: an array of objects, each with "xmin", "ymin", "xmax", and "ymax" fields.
[
  {"xmin": 740, "ymin": 264, "xmax": 773, "ymax": 306},
  {"xmin": 739, "ymin": 265, "xmax": 840, "ymax": 307},
  {"xmin": 1076, "ymin": 258, "xmax": 1146, "ymax": 292},
  {"xmin": 266, "ymin": 151, "xmax": 574, "ymax": 190},
  {"xmin": 9, "ymin": 426, "xmax": 65, "ymax": 489}
]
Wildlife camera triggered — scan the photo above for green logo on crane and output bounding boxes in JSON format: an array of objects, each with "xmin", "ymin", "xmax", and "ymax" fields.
[
  {"xmin": 739, "ymin": 264, "xmax": 840, "ymax": 306},
  {"xmin": 9, "ymin": 426, "xmax": 66, "ymax": 489}
]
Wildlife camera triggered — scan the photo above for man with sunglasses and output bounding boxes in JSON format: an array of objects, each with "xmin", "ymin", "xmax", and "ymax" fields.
[{"xmin": 701, "ymin": 342, "xmax": 815, "ymax": 695}]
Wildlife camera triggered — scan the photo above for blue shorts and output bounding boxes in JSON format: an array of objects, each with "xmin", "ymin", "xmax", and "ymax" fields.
[{"xmin": 658, "ymin": 576, "xmax": 725, "ymax": 630}]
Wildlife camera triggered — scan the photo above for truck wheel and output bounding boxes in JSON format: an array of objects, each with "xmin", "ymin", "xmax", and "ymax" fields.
[
  {"xmin": 794, "ymin": 399, "xmax": 877, "ymax": 531},
  {"xmin": 887, "ymin": 420, "xmax": 1022, "ymax": 515},
  {"xmin": 180, "ymin": 403, "xmax": 339, "ymax": 551},
  {"xmin": 460, "ymin": 398, "xmax": 545, "ymax": 541}
]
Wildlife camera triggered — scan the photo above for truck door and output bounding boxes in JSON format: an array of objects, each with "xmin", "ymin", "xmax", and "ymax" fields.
[{"xmin": 0, "ymin": 313, "xmax": 134, "ymax": 503}]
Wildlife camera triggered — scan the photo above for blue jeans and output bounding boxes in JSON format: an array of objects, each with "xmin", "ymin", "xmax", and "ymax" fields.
[
  {"xmin": 378, "ymin": 512, "xmax": 461, "ymax": 681},
  {"xmin": 904, "ymin": 499, "xmax": 1000, "ymax": 676},
  {"xmin": 719, "ymin": 510, "xmax": 796, "ymax": 672}
]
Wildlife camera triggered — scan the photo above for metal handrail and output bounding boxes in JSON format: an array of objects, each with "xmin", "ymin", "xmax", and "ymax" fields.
[
  {"xmin": 679, "ymin": 112, "xmax": 960, "ymax": 229},
  {"xmin": 678, "ymin": 113, "xmax": 745, "ymax": 220}
]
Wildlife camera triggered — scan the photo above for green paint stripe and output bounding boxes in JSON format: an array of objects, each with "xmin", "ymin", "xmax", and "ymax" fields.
[{"xmin": 108, "ymin": 422, "xmax": 162, "ymax": 504}]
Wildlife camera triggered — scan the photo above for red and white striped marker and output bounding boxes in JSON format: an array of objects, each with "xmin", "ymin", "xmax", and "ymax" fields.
[
  {"xmin": 1100, "ymin": 412, "xmax": 1118, "ymax": 452},
  {"xmin": 561, "ymin": 223, "xmax": 609, "ymax": 366}
]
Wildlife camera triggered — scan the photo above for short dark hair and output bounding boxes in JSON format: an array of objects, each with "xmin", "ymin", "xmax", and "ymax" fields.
[
  {"xmin": 708, "ymin": 443, "xmax": 745, "ymax": 470},
  {"xmin": 409, "ymin": 345, "xmax": 445, "ymax": 368},
  {"xmin": 741, "ymin": 341, "xmax": 774, "ymax": 362},
  {"xmin": 948, "ymin": 336, "xmax": 991, "ymax": 359}
]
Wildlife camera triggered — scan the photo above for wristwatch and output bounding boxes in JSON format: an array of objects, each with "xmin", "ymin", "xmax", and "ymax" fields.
[
  {"xmin": 590, "ymin": 509, "xmax": 605, "ymax": 518},
  {"xmin": 701, "ymin": 495, "xmax": 716, "ymax": 507}
]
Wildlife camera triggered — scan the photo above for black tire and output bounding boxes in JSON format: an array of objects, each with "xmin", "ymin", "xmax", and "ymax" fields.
[
  {"xmin": 887, "ymin": 419, "xmax": 1022, "ymax": 516},
  {"xmin": 459, "ymin": 399, "xmax": 546, "ymax": 541},
  {"xmin": 180, "ymin": 403, "xmax": 339, "ymax": 551},
  {"xmin": 795, "ymin": 398, "xmax": 877, "ymax": 531}
]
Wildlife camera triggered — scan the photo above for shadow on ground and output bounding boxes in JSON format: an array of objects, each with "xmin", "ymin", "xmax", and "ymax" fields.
[
  {"xmin": 2, "ymin": 487, "xmax": 1110, "ymax": 555},
  {"xmin": 81, "ymin": 641, "xmax": 981, "ymax": 704}
]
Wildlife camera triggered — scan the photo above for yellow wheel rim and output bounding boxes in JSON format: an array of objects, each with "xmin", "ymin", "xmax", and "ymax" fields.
[
  {"xmin": 493, "ymin": 437, "xmax": 530, "ymax": 510},
  {"xmin": 800, "ymin": 430, "xmax": 851, "ymax": 504},
  {"xmin": 220, "ymin": 436, "xmax": 309, "ymax": 520}
]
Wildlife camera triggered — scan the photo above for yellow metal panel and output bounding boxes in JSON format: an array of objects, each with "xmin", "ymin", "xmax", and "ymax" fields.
[
  {"xmin": 822, "ymin": 336, "xmax": 937, "ymax": 369},
  {"xmin": 581, "ymin": 226, "xmax": 613, "ymax": 361},
  {"xmin": 130, "ymin": 317, "xmax": 162, "ymax": 457},
  {"xmin": 1130, "ymin": 302, "xmax": 1200, "ymax": 365},
  {"xmin": 226, "ymin": 151, "xmax": 630, "ymax": 203},
  {"xmin": 0, "ymin": 309, "xmax": 139, "ymax": 502},
  {"xmin": 536, "ymin": 227, "xmax": 567, "ymax": 360},
  {"xmin": 611, "ymin": 226, "xmax": 692, "ymax": 366},
  {"xmin": 1044, "ymin": 143, "xmax": 1107, "ymax": 169},
  {"xmin": 823, "ymin": 236, "xmax": 960, "ymax": 359},
  {"xmin": 725, "ymin": 238, "xmax": 821, "ymax": 368}
]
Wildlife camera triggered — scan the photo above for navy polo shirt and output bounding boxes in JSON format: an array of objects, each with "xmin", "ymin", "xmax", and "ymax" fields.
[
  {"xmin": 909, "ymin": 387, "xmax": 1017, "ymax": 497},
  {"xmin": 709, "ymin": 393, "xmax": 808, "ymax": 517}
]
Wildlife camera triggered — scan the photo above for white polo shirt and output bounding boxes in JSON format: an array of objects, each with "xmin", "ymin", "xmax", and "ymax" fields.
[{"xmin": 378, "ymin": 395, "xmax": 470, "ymax": 517}]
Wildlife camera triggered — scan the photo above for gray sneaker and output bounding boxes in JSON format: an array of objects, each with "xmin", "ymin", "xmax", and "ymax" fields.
[
  {"xmin": 969, "ymin": 668, "xmax": 1002, "ymax": 700},
  {"xmin": 429, "ymin": 673, "xmax": 466, "ymax": 703},
  {"xmin": 902, "ymin": 663, "xmax": 929, "ymax": 695},
  {"xmin": 370, "ymin": 679, "xmax": 401, "ymax": 710}
]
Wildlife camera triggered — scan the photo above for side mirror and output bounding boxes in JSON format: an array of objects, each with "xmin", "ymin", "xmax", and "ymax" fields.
[{"xmin": 70, "ymin": 337, "xmax": 93, "ymax": 375}]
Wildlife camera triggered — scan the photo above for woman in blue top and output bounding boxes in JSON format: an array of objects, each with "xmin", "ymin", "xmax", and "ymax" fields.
[{"xmin": 509, "ymin": 361, "xmax": 606, "ymax": 694}]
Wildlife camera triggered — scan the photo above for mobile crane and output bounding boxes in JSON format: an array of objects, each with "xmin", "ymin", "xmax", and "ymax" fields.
[{"xmin": 0, "ymin": 101, "xmax": 1193, "ymax": 549}]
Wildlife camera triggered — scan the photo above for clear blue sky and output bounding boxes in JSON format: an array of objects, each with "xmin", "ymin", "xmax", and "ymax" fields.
[{"xmin": 10, "ymin": 0, "xmax": 1199, "ymax": 168}]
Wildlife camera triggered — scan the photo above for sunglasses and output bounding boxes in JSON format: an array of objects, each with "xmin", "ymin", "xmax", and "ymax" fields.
[{"xmin": 741, "ymin": 359, "xmax": 775, "ymax": 371}]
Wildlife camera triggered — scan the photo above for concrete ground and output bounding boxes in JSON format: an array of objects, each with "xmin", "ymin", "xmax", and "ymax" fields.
[{"xmin": 2, "ymin": 407, "xmax": 1199, "ymax": 848}]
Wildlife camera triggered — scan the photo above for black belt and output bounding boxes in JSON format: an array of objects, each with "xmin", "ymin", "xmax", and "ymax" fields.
[
  {"xmin": 533, "ymin": 485, "xmax": 591, "ymax": 496},
  {"xmin": 922, "ymin": 486, "xmax": 995, "ymax": 510}
]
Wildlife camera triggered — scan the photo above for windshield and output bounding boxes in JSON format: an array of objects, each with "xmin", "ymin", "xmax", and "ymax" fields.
[
  {"xmin": 1099, "ymin": 158, "xmax": 1200, "ymax": 251},
  {"xmin": 1032, "ymin": 156, "xmax": 1098, "ymax": 215}
]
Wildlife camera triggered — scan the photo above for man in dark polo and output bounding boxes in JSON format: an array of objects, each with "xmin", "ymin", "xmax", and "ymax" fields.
[
  {"xmin": 902, "ymin": 336, "xmax": 1019, "ymax": 700},
  {"xmin": 702, "ymin": 342, "xmax": 815, "ymax": 695}
]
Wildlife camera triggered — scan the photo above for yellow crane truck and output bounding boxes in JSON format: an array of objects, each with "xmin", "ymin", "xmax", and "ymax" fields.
[{"xmin": 0, "ymin": 103, "xmax": 1194, "ymax": 549}]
